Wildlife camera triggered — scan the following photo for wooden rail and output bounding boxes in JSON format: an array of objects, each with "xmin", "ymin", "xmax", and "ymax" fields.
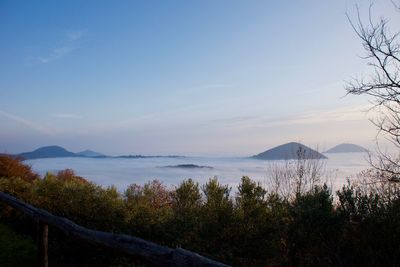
[{"xmin": 0, "ymin": 192, "xmax": 231, "ymax": 267}]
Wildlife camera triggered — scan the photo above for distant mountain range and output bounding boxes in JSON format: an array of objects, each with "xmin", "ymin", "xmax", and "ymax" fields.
[
  {"xmin": 16, "ymin": 146, "xmax": 185, "ymax": 160},
  {"xmin": 324, "ymin": 143, "xmax": 368, "ymax": 153},
  {"xmin": 13, "ymin": 142, "xmax": 368, "ymax": 161},
  {"xmin": 252, "ymin": 142, "xmax": 327, "ymax": 160}
]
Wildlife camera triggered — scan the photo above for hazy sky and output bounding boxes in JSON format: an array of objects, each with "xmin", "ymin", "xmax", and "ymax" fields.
[{"xmin": 1, "ymin": 1, "xmax": 399, "ymax": 156}]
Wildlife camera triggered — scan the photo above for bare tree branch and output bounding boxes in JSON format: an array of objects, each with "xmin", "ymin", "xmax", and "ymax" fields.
[{"xmin": 346, "ymin": 4, "xmax": 400, "ymax": 181}]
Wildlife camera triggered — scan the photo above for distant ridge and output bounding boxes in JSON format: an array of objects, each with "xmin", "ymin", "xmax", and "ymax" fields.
[
  {"xmin": 77, "ymin": 150, "xmax": 107, "ymax": 158},
  {"xmin": 18, "ymin": 146, "xmax": 77, "ymax": 160},
  {"xmin": 116, "ymin": 155, "xmax": 185, "ymax": 159},
  {"xmin": 325, "ymin": 143, "xmax": 368, "ymax": 153},
  {"xmin": 16, "ymin": 146, "xmax": 185, "ymax": 160},
  {"xmin": 252, "ymin": 142, "xmax": 327, "ymax": 160}
]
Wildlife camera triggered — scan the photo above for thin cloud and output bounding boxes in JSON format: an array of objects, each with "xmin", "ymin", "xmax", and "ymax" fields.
[
  {"xmin": 67, "ymin": 31, "xmax": 85, "ymax": 41},
  {"xmin": 37, "ymin": 46, "xmax": 74, "ymax": 64},
  {"xmin": 209, "ymin": 105, "xmax": 372, "ymax": 129},
  {"xmin": 0, "ymin": 110, "xmax": 54, "ymax": 135},
  {"xmin": 176, "ymin": 83, "xmax": 235, "ymax": 96},
  {"xmin": 210, "ymin": 115, "xmax": 258, "ymax": 125},
  {"xmin": 32, "ymin": 30, "xmax": 85, "ymax": 64},
  {"xmin": 51, "ymin": 113, "xmax": 82, "ymax": 119},
  {"xmin": 200, "ymin": 84, "xmax": 234, "ymax": 89},
  {"xmin": 284, "ymin": 105, "xmax": 371, "ymax": 125}
]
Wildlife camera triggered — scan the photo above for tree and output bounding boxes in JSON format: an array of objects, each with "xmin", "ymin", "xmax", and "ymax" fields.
[
  {"xmin": 169, "ymin": 179, "xmax": 202, "ymax": 247},
  {"xmin": 346, "ymin": 2, "xmax": 400, "ymax": 180},
  {"xmin": 0, "ymin": 155, "xmax": 38, "ymax": 182},
  {"xmin": 266, "ymin": 146, "xmax": 326, "ymax": 200},
  {"xmin": 198, "ymin": 178, "xmax": 233, "ymax": 258}
]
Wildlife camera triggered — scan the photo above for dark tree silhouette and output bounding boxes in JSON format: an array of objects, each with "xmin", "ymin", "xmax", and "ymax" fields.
[{"xmin": 346, "ymin": 3, "xmax": 400, "ymax": 180}]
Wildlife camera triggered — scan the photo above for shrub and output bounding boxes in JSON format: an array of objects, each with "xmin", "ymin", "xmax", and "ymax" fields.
[
  {"xmin": 56, "ymin": 168, "xmax": 88, "ymax": 184},
  {"xmin": 169, "ymin": 179, "xmax": 202, "ymax": 247},
  {"xmin": 124, "ymin": 180, "xmax": 172, "ymax": 242},
  {"xmin": 198, "ymin": 177, "xmax": 233, "ymax": 259},
  {"xmin": 288, "ymin": 185, "xmax": 340, "ymax": 266},
  {"xmin": 232, "ymin": 177, "xmax": 270, "ymax": 264},
  {"xmin": 337, "ymin": 181, "xmax": 400, "ymax": 266},
  {"xmin": 0, "ymin": 223, "xmax": 37, "ymax": 267},
  {"xmin": 2, "ymin": 158, "xmax": 400, "ymax": 266},
  {"xmin": 0, "ymin": 155, "xmax": 38, "ymax": 182},
  {"xmin": 33, "ymin": 173, "xmax": 126, "ymax": 231}
]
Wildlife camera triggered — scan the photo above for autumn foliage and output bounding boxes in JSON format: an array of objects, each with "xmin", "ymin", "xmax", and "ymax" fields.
[
  {"xmin": 1, "ymin": 156, "xmax": 400, "ymax": 266},
  {"xmin": 0, "ymin": 155, "xmax": 38, "ymax": 182}
]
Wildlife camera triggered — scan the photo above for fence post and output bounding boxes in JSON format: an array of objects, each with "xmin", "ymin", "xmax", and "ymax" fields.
[{"xmin": 37, "ymin": 221, "xmax": 48, "ymax": 267}]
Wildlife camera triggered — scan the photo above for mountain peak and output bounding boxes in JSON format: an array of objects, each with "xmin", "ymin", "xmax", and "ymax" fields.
[
  {"xmin": 252, "ymin": 142, "xmax": 327, "ymax": 160},
  {"xmin": 325, "ymin": 143, "xmax": 368, "ymax": 153},
  {"xmin": 33, "ymin": 145, "xmax": 68, "ymax": 152},
  {"xmin": 77, "ymin": 150, "xmax": 106, "ymax": 157},
  {"xmin": 19, "ymin": 146, "xmax": 77, "ymax": 160}
]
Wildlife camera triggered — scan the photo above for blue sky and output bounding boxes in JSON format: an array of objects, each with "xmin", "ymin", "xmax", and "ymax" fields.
[{"xmin": 1, "ymin": 1, "xmax": 399, "ymax": 156}]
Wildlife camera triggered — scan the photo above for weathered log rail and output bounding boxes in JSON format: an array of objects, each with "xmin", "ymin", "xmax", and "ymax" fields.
[{"xmin": 0, "ymin": 191, "xmax": 231, "ymax": 267}]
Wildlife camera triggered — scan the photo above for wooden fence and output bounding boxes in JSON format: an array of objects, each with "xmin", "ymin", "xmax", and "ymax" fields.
[{"xmin": 0, "ymin": 192, "xmax": 231, "ymax": 267}]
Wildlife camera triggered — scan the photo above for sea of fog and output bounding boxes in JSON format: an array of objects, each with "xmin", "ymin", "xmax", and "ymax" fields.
[{"xmin": 26, "ymin": 153, "xmax": 370, "ymax": 193}]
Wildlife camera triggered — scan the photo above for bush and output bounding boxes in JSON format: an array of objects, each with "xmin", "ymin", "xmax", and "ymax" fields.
[
  {"xmin": 124, "ymin": 180, "xmax": 172, "ymax": 242},
  {"xmin": 2, "ymin": 157, "xmax": 400, "ymax": 266},
  {"xmin": 0, "ymin": 223, "xmax": 37, "ymax": 267},
  {"xmin": 198, "ymin": 177, "xmax": 233, "ymax": 259},
  {"xmin": 168, "ymin": 179, "xmax": 202, "ymax": 248},
  {"xmin": 32, "ymin": 173, "xmax": 126, "ymax": 231},
  {"xmin": 0, "ymin": 155, "xmax": 38, "ymax": 182},
  {"xmin": 337, "ymin": 182, "xmax": 400, "ymax": 266},
  {"xmin": 232, "ymin": 176, "xmax": 287, "ymax": 266},
  {"xmin": 288, "ymin": 185, "xmax": 340, "ymax": 266}
]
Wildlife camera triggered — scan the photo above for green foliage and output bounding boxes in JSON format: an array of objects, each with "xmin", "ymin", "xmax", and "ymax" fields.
[
  {"xmin": 2, "ymin": 156, "xmax": 400, "ymax": 266},
  {"xmin": 168, "ymin": 179, "xmax": 202, "ymax": 247},
  {"xmin": 0, "ymin": 177, "xmax": 33, "ymax": 202},
  {"xmin": 172, "ymin": 178, "xmax": 202, "ymax": 211},
  {"xmin": 124, "ymin": 180, "xmax": 172, "ymax": 242},
  {"xmin": 337, "ymin": 181, "xmax": 387, "ymax": 222},
  {"xmin": 202, "ymin": 177, "xmax": 231, "ymax": 209},
  {"xmin": 32, "ymin": 173, "xmax": 126, "ymax": 231},
  {"xmin": 232, "ymin": 177, "xmax": 288, "ymax": 265},
  {"xmin": 288, "ymin": 185, "xmax": 340, "ymax": 266},
  {"xmin": 198, "ymin": 177, "xmax": 233, "ymax": 258},
  {"xmin": 336, "ymin": 182, "xmax": 400, "ymax": 266},
  {"xmin": 0, "ymin": 223, "xmax": 37, "ymax": 267},
  {"xmin": 236, "ymin": 176, "xmax": 267, "ymax": 217}
]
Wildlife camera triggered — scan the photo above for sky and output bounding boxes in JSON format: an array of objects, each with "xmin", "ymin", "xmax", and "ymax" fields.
[{"xmin": 1, "ymin": 0, "xmax": 399, "ymax": 156}]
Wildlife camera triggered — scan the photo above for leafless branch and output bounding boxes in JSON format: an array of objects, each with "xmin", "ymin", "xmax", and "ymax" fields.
[{"xmin": 346, "ymin": 4, "xmax": 400, "ymax": 182}]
